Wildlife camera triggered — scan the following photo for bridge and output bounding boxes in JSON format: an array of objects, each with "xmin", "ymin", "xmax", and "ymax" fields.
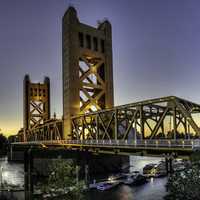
[
  {"xmin": 10, "ymin": 6, "xmax": 200, "ymax": 200},
  {"xmin": 13, "ymin": 95, "xmax": 200, "ymax": 156},
  {"xmin": 12, "ymin": 139, "xmax": 200, "ymax": 155},
  {"xmin": 11, "ymin": 7, "xmax": 200, "ymax": 157}
]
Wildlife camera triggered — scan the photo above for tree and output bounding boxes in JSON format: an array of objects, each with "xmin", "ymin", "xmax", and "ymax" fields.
[
  {"xmin": 41, "ymin": 159, "xmax": 86, "ymax": 200},
  {"xmin": 165, "ymin": 164, "xmax": 200, "ymax": 200},
  {"xmin": 0, "ymin": 133, "xmax": 8, "ymax": 154}
]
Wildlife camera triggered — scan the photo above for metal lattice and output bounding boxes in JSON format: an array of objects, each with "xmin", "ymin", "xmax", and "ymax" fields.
[
  {"xmin": 71, "ymin": 96, "xmax": 200, "ymax": 140},
  {"xmin": 79, "ymin": 55, "xmax": 106, "ymax": 113}
]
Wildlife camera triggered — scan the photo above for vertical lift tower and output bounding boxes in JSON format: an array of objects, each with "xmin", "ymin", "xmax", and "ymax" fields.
[
  {"xmin": 62, "ymin": 7, "xmax": 114, "ymax": 139},
  {"xmin": 23, "ymin": 75, "xmax": 50, "ymax": 141}
]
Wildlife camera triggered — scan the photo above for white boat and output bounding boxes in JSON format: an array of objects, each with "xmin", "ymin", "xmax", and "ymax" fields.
[
  {"xmin": 89, "ymin": 175, "xmax": 122, "ymax": 190},
  {"xmin": 108, "ymin": 173, "xmax": 126, "ymax": 181},
  {"xmin": 96, "ymin": 182, "xmax": 119, "ymax": 191}
]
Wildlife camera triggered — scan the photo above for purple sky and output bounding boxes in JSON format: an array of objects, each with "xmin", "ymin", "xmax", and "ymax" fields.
[{"xmin": 1, "ymin": 0, "xmax": 200, "ymax": 135}]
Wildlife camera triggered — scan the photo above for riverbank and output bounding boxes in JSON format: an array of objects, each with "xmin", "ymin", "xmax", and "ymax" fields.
[{"xmin": 0, "ymin": 156, "xmax": 168, "ymax": 200}]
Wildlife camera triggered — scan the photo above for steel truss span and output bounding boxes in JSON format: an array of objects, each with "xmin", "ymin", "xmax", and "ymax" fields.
[
  {"xmin": 14, "ymin": 96, "xmax": 200, "ymax": 144},
  {"xmin": 26, "ymin": 119, "xmax": 63, "ymax": 141},
  {"xmin": 71, "ymin": 96, "xmax": 200, "ymax": 141}
]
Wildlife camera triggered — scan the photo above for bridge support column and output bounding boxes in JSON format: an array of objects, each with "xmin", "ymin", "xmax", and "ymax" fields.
[
  {"xmin": 75, "ymin": 165, "xmax": 79, "ymax": 185},
  {"xmin": 85, "ymin": 164, "xmax": 89, "ymax": 186},
  {"xmin": 24, "ymin": 148, "xmax": 33, "ymax": 200},
  {"xmin": 10, "ymin": 144, "xmax": 13, "ymax": 161},
  {"xmin": 165, "ymin": 153, "xmax": 174, "ymax": 174},
  {"xmin": 73, "ymin": 163, "xmax": 89, "ymax": 187},
  {"xmin": 76, "ymin": 151, "xmax": 90, "ymax": 186}
]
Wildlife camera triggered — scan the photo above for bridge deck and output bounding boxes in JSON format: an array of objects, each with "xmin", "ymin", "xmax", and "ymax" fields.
[{"xmin": 12, "ymin": 139, "xmax": 200, "ymax": 156}]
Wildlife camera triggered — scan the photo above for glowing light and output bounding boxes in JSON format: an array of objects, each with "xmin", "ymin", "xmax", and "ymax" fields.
[
  {"xmin": 156, "ymin": 140, "xmax": 158, "ymax": 144},
  {"xmin": 80, "ymin": 102, "xmax": 83, "ymax": 107},
  {"xmin": 108, "ymin": 176, "xmax": 114, "ymax": 182},
  {"xmin": 84, "ymin": 128, "xmax": 89, "ymax": 137},
  {"xmin": 41, "ymin": 143, "xmax": 47, "ymax": 148},
  {"xmin": 90, "ymin": 105, "xmax": 98, "ymax": 112},
  {"xmin": 91, "ymin": 65, "xmax": 96, "ymax": 73},
  {"xmin": 1, "ymin": 166, "xmax": 23, "ymax": 187},
  {"xmin": 150, "ymin": 177, "xmax": 154, "ymax": 183}
]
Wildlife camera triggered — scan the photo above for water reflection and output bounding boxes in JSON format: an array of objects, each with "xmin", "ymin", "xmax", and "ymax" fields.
[
  {"xmin": 88, "ymin": 156, "xmax": 167, "ymax": 200},
  {"xmin": 88, "ymin": 177, "xmax": 167, "ymax": 200},
  {"xmin": 0, "ymin": 156, "xmax": 167, "ymax": 200},
  {"xmin": 0, "ymin": 157, "xmax": 24, "ymax": 187},
  {"xmin": 116, "ymin": 186, "xmax": 134, "ymax": 200},
  {"xmin": 0, "ymin": 157, "xmax": 24, "ymax": 200},
  {"xmin": 0, "ymin": 191, "xmax": 24, "ymax": 200}
]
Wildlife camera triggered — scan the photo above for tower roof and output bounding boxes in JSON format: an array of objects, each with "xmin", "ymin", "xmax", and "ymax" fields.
[{"xmin": 63, "ymin": 6, "xmax": 77, "ymax": 18}]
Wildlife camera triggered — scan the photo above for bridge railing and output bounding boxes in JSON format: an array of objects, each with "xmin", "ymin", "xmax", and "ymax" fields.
[
  {"xmin": 17, "ymin": 139, "xmax": 200, "ymax": 149},
  {"xmin": 62, "ymin": 139, "xmax": 197, "ymax": 148}
]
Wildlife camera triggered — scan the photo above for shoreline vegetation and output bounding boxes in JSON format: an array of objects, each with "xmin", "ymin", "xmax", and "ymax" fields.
[
  {"xmin": 0, "ymin": 134, "xmax": 8, "ymax": 156},
  {"xmin": 164, "ymin": 151, "xmax": 200, "ymax": 200},
  {"xmin": 34, "ymin": 159, "xmax": 86, "ymax": 200},
  {"xmin": 0, "ymin": 159, "xmax": 86, "ymax": 200}
]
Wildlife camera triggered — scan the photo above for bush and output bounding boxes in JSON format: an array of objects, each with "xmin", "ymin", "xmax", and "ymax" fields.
[
  {"xmin": 165, "ymin": 164, "xmax": 200, "ymax": 200},
  {"xmin": 42, "ymin": 159, "xmax": 86, "ymax": 200}
]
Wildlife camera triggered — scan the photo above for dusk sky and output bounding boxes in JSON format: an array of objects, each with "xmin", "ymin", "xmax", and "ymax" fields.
[{"xmin": 1, "ymin": 0, "xmax": 200, "ymax": 136}]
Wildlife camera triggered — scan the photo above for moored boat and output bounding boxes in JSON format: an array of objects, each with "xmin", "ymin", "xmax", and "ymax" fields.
[
  {"xmin": 143, "ymin": 163, "xmax": 157, "ymax": 177},
  {"xmin": 96, "ymin": 182, "xmax": 120, "ymax": 191},
  {"xmin": 154, "ymin": 161, "xmax": 167, "ymax": 177},
  {"xmin": 89, "ymin": 175, "xmax": 122, "ymax": 190},
  {"xmin": 143, "ymin": 161, "xmax": 167, "ymax": 177},
  {"xmin": 122, "ymin": 172, "xmax": 147, "ymax": 185}
]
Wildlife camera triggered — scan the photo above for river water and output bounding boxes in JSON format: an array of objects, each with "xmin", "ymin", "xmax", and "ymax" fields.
[{"xmin": 0, "ymin": 156, "xmax": 167, "ymax": 200}]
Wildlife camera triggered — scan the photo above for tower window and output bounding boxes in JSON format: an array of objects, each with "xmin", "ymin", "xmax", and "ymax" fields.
[
  {"xmin": 86, "ymin": 34, "xmax": 91, "ymax": 49},
  {"xmin": 34, "ymin": 88, "xmax": 37, "ymax": 96},
  {"xmin": 101, "ymin": 39, "xmax": 105, "ymax": 53},
  {"xmin": 93, "ymin": 37, "xmax": 98, "ymax": 51},
  {"xmin": 43, "ymin": 89, "xmax": 46, "ymax": 97},
  {"xmin": 78, "ymin": 32, "xmax": 84, "ymax": 47}
]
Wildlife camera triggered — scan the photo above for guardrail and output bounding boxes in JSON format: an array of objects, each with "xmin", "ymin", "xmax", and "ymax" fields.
[{"xmin": 13, "ymin": 139, "xmax": 200, "ymax": 149}]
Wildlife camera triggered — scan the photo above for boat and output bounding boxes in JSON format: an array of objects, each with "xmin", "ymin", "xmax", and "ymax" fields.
[
  {"xmin": 107, "ymin": 173, "xmax": 126, "ymax": 181},
  {"xmin": 143, "ymin": 161, "xmax": 167, "ymax": 177},
  {"xmin": 143, "ymin": 163, "xmax": 157, "ymax": 177},
  {"xmin": 154, "ymin": 161, "xmax": 167, "ymax": 177},
  {"xmin": 96, "ymin": 182, "xmax": 120, "ymax": 191},
  {"xmin": 89, "ymin": 175, "xmax": 122, "ymax": 190},
  {"xmin": 89, "ymin": 171, "xmax": 147, "ymax": 190},
  {"xmin": 122, "ymin": 172, "xmax": 147, "ymax": 185},
  {"xmin": 89, "ymin": 173, "xmax": 125, "ymax": 190}
]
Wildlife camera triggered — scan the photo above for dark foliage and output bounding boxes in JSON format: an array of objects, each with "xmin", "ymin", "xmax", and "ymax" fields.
[
  {"xmin": 165, "ymin": 164, "xmax": 200, "ymax": 200},
  {"xmin": 0, "ymin": 134, "xmax": 8, "ymax": 155}
]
